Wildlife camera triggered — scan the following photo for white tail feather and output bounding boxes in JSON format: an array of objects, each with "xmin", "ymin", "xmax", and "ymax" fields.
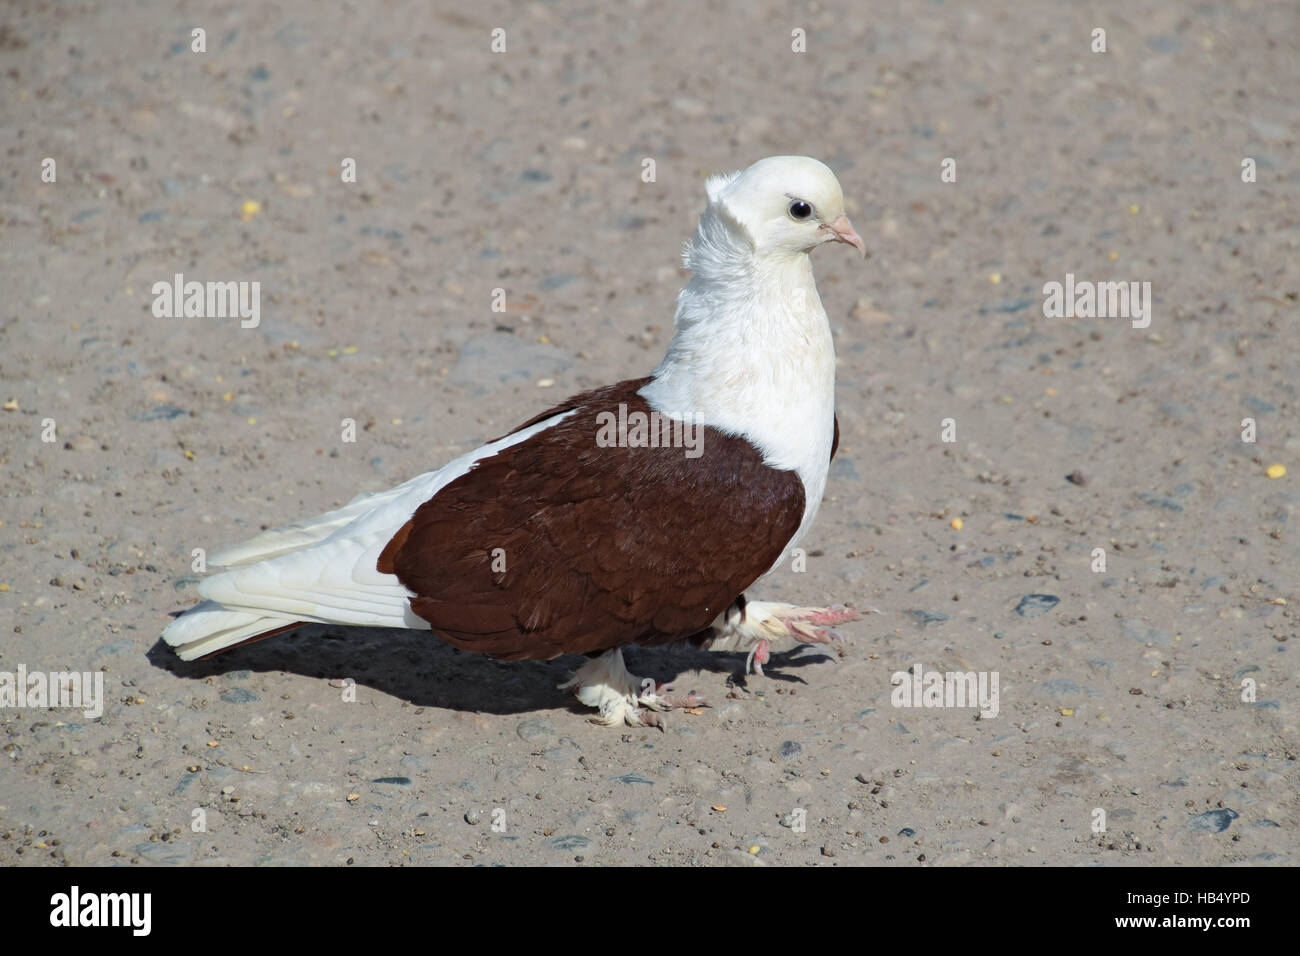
[
  {"xmin": 161, "ymin": 601, "xmax": 298, "ymax": 660},
  {"xmin": 161, "ymin": 411, "xmax": 576, "ymax": 660},
  {"xmin": 209, "ymin": 477, "xmax": 427, "ymax": 567}
]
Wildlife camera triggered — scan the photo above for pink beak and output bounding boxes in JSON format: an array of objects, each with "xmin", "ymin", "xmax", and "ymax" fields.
[{"xmin": 823, "ymin": 214, "xmax": 866, "ymax": 257}]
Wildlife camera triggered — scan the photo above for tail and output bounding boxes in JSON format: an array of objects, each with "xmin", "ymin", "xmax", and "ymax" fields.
[
  {"xmin": 160, "ymin": 430, "xmax": 512, "ymax": 660},
  {"xmin": 161, "ymin": 497, "xmax": 381, "ymax": 660},
  {"xmin": 205, "ymin": 480, "xmax": 420, "ymax": 567},
  {"xmin": 162, "ymin": 506, "xmax": 429, "ymax": 661},
  {"xmin": 161, "ymin": 601, "xmax": 303, "ymax": 660}
]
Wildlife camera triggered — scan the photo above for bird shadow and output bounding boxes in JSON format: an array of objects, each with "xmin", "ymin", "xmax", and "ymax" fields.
[{"xmin": 147, "ymin": 624, "xmax": 834, "ymax": 718}]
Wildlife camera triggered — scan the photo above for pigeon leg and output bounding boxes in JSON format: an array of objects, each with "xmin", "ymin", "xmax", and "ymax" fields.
[
  {"xmin": 558, "ymin": 648, "xmax": 708, "ymax": 729},
  {"xmin": 646, "ymin": 681, "xmax": 708, "ymax": 710},
  {"xmin": 747, "ymin": 602, "xmax": 865, "ymax": 646},
  {"xmin": 707, "ymin": 600, "xmax": 875, "ymax": 674}
]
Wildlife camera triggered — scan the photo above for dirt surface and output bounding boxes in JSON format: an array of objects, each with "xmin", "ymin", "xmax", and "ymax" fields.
[{"xmin": 1, "ymin": 1, "xmax": 1297, "ymax": 867}]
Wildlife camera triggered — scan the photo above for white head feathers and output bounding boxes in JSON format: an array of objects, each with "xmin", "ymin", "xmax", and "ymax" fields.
[{"xmin": 684, "ymin": 156, "xmax": 864, "ymax": 277}]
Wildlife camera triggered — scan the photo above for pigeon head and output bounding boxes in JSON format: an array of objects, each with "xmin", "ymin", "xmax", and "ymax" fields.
[{"xmin": 704, "ymin": 155, "xmax": 865, "ymax": 260}]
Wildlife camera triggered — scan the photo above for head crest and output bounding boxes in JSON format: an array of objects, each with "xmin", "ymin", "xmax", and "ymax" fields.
[{"xmin": 704, "ymin": 170, "xmax": 741, "ymax": 204}]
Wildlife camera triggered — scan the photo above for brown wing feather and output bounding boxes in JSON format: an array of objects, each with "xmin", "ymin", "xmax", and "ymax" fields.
[{"xmin": 381, "ymin": 379, "xmax": 806, "ymax": 661}]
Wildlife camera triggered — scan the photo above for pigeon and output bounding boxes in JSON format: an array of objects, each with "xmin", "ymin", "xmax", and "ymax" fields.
[{"xmin": 162, "ymin": 155, "xmax": 866, "ymax": 727}]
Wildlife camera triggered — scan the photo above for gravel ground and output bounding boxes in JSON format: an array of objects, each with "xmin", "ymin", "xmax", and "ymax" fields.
[{"xmin": 1, "ymin": 0, "xmax": 1297, "ymax": 867}]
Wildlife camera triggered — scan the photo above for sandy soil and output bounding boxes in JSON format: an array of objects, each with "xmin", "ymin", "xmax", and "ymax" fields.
[{"xmin": 1, "ymin": 0, "xmax": 1296, "ymax": 867}]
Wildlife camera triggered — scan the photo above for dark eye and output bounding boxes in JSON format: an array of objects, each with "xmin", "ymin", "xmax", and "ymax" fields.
[{"xmin": 788, "ymin": 200, "xmax": 814, "ymax": 221}]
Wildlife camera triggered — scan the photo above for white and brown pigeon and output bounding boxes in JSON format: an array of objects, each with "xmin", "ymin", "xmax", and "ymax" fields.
[{"xmin": 162, "ymin": 155, "xmax": 865, "ymax": 727}]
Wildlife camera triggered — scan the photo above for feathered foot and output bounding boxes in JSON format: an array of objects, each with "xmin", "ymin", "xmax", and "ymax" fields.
[
  {"xmin": 708, "ymin": 600, "xmax": 873, "ymax": 675},
  {"xmin": 558, "ymin": 647, "xmax": 708, "ymax": 729}
]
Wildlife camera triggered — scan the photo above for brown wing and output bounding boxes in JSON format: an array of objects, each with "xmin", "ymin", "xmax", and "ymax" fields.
[
  {"xmin": 378, "ymin": 379, "xmax": 806, "ymax": 661},
  {"xmin": 831, "ymin": 414, "xmax": 839, "ymax": 462}
]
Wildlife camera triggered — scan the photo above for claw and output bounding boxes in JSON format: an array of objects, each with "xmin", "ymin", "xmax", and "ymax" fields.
[
  {"xmin": 562, "ymin": 649, "xmax": 710, "ymax": 728},
  {"xmin": 644, "ymin": 682, "xmax": 708, "ymax": 711},
  {"xmin": 636, "ymin": 709, "xmax": 667, "ymax": 731},
  {"xmin": 764, "ymin": 604, "xmax": 868, "ymax": 645}
]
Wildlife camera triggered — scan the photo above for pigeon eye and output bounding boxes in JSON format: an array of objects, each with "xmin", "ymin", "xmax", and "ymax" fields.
[{"xmin": 788, "ymin": 200, "xmax": 814, "ymax": 221}]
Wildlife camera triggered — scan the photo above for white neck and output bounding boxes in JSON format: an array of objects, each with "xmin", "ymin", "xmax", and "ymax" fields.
[{"xmin": 639, "ymin": 217, "xmax": 838, "ymax": 552}]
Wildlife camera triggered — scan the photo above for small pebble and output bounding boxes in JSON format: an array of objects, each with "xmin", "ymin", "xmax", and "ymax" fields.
[{"xmin": 1015, "ymin": 594, "xmax": 1060, "ymax": 618}]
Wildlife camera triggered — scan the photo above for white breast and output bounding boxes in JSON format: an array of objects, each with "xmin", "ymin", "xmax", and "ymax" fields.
[{"xmin": 639, "ymin": 252, "xmax": 837, "ymax": 569}]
